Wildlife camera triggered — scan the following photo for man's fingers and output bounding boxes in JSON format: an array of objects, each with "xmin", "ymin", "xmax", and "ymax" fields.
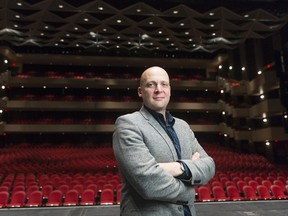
[{"xmin": 192, "ymin": 152, "xmax": 200, "ymax": 160}]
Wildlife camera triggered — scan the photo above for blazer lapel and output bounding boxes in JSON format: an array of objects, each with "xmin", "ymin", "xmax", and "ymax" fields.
[{"xmin": 139, "ymin": 107, "xmax": 178, "ymax": 160}]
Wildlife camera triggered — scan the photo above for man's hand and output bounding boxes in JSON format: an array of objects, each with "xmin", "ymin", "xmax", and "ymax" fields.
[
  {"xmin": 192, "ymin": 152, "xmax": 200, "ymax": 160},
  {"xmin": 157, "ymin": 152, "xmax": 200, "ymax": 177},
  {"xmin": 157, "ymin": 162, "xmax": 183, "ymax": 177}
]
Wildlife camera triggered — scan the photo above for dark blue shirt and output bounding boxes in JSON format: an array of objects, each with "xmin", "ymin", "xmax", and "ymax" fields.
[{"xmin": 145, "ymin": 106, "xmax": 192, "ymax": 216}]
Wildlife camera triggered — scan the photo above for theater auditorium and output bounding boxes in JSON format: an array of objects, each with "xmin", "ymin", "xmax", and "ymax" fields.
[{"xmin": 0, "ymin": 0, "xmax": 288, "ymax": 215}]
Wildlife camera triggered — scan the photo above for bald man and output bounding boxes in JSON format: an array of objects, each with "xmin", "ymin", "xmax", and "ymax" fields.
[{"xmin": 113, "ymin": 66, "xmax": 215, "ymax": 216}]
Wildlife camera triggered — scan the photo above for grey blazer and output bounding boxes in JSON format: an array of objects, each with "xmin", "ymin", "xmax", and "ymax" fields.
[{"xmin": 113, "ymin": 106, "xmax": 215, "ymax": 216}]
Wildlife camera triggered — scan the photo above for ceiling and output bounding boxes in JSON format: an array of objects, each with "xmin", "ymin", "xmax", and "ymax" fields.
[{"xmin": 0, "ymin": 0, "xmax": 288, "ymax": 60}]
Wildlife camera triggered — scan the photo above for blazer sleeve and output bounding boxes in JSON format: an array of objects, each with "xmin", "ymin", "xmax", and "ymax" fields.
[
  {"xmin": 177, "ymin": 121, "xmax": 215, "ymax": 186},
  {"xmin": 113, "ymin": 115, "xmax": 194, "ymax": 204}
]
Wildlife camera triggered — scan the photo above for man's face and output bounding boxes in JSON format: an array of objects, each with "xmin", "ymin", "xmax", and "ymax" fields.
[{"xmin": 138, "ymin": 67, "xmax": 171, "ymax": 115}]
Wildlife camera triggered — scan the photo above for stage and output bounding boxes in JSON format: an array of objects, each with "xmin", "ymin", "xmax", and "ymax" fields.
[{"xmin": 0, "ymin": 200, "xmax": 287, "ymax": 216}]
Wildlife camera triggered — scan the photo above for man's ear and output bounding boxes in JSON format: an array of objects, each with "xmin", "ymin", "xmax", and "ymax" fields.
[{"xmin": 137, "ymin": 87, "xmax": 142, "ymax": 97}]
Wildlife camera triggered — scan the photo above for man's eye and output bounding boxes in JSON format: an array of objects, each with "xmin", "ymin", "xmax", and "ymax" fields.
[{"xmin": 146, "ymin": 83, "xmax": 155, "ymax": 87}]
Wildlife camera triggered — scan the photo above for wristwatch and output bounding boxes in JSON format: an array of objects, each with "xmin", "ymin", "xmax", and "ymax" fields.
[{"xmin": 178, "ymin": 161, "xmax": 185, "ymax": 173}]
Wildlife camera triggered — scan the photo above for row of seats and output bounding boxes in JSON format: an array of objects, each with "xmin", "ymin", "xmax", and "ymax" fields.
[
  {"xmin": 0, "ymin": 187, "xmax": 120, "ymax": 208},
  {"xmin": 6, "ymin": 117, "xmax": 217, "ymax": 125},
  {"xmin": 8, "ymin": 94, "xmax": 216, "ymax": 103},
  {"xmin": 196, "ymin": 184, "xmax": 287, "ymax": 202},
  {"xmin": 14, "ymin": 70, "xmax": 206, "ymax": 81}
]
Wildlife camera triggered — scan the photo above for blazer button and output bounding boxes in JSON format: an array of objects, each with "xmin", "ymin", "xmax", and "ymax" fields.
[{"xmin": 178, "ymin": 206, "xmax": 183, "ymax": 211}]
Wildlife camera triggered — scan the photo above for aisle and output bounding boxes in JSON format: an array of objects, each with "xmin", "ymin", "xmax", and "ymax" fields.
[{"xmin": 0, "ymin": 200, "xmax": 287, "ymax": 216}]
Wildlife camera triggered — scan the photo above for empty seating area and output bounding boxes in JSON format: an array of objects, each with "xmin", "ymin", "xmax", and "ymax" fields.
[
  {"xmin": 195, "ymin": 144, "xmax": 288, "ymax": 202},
  {"xmin": 13, "ymin": 66, "xmax": 207, "ymax": 81},
  {"xmin": 0, "ymin": 142, "xmax": 287, "ymax": 209},
  {"xmin": 0, "ymin": 142, "xmax": 121, "ymax": 208}
]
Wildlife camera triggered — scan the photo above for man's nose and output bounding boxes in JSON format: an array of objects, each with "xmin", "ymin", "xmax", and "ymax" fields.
[{"xmin": 154, "ymin": 83, "xmax": 163, "ymax": 91}]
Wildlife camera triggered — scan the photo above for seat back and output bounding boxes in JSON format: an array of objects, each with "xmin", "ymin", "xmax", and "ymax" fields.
[
  {"xmin": 257, "ymin": 185, "xmax": 273, "ymax": 199},
  {"xmin": 8, "ymin": 191, "xmax": 26, "ymax": 207},
  {"xmin": 26, "ymin": 191, "xmax": 43, "ymax": 207},
  {"xmin": 46, "ymin": 190, "xmax": 63, "ymax": 206},
  {"xmin": 271, "ymin": 185, "xmax": 286, "ymax": 199},
  {"xmin": 0, "ymin": 191, "xmax": 9, "ymax": 207},
  {"xmin": 243, "ymin": 185, "xmax": 258, "ymax": 200},
  {"xmin": 198, "ymin": 186, "xmax": 213, "ymax": 201},
  {"xmin": 63, "ymin": 189, "xmax": 79, "ymax": 205},
  {"xmin": 80, "ymin": 189, "xmax": 95, "ymax": 205},
  {"xmin": 212, "ymin": 186, "xmax": 227, "ymax": 201},
  {"xmin": 227, "ymin": 186, "xmax": 243, "ymax": 200},
  {"xmin": 100, "ymin": 188, "xmax": 114, "ymax": 205}
]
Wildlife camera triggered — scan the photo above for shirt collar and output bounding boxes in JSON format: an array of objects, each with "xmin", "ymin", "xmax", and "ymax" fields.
[{"xmin": 144, "ymin": 105, "xmax": 175, "ymax": 126}]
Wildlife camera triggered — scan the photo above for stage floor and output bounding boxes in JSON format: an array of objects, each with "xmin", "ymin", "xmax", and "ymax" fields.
[{"xmin": 0, "ymin": 200, "xmax": 287, "ymax": 216}]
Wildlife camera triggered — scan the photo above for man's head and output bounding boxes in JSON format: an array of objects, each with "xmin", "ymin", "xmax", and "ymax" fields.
[{"xmin": 138, "ymin": 66, "xmax": 171, "ymax": 115}]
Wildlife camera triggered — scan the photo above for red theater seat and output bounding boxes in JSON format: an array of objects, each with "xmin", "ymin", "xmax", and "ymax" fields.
[
  {"xmin": 25, "ymin": 191, "xmax": 43, "ymax": 207},
  {"xmin": 257, "ymin": 185, "xmax": 273, "ymax": 200},
  {"xmin": 226, "ymin": 186, "xmax": 244, "ymax": 201},
  {"xmin": 243, "ymin": 186, "xmax": 258, "ymax": 200},
  {"xmin": 0, "ymin": 191, "xmax": 9, "ymax": 208},
  {"xmin": 45, "ymin": 190, "xmax": 63, "ymax": 206},
  {"xmin": 100, "ymin": 188, "xmax": 114, "ymax": 205},
  {"xmin": 63, "ymin": 189, "xmax": 79, "ymax": 206},
  {"xmin": 80, "ymin": 189, "xmax": 96, "ymax": 205},
  {"xmin": 198, "ymin": 186, "xmax": 214, "ymax": 202},
  {"xmin": 6, "ymin": 191, "xmax": 26, "ymax": 207},
  {"xmin": 212, "ymin": 186, "xmax": 229, "ymax": 201},
  {"xmin": 271, "ymin": 185, "xmax": 288, "ymax": 199}
]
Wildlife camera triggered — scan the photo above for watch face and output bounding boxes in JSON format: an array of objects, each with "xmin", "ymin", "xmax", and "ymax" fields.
[{"xmin": 180, "ymin": 163, "xmax": 185, "ymax": 171}]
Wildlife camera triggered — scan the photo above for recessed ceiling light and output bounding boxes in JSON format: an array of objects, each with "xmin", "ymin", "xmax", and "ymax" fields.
[
  {"xmin": 173, "ymin": 10, "xmax": 178, "ymax": 14},
  {"xmin": 180, "ymin": 23, "xmax": 184, "ymax": 26},
  {"xmin": 58, "ymin": 5, "xmax": 63, "ymax": 8},
  {"xmin": 15, "ymin": 15, "xmax": 20, "ymax": 18},
  {"xmin": 149, "ymin": 21, "xmax": 153, "ymax": 25},
  {"xmin": 45, "ymin": 26, "xmax": 49, "ymax": 29},
  {"xmin": 14, "ymin": 24, "xmax": 18, "ymax": 28},
  {"xmin": 210, "ymin": 24, "xmax": 215, "ymax": 27},
  {"xmin": 136, "ymin": 9, "xmax": 141, "ymax": 13},
  {"xmin": 209, "ymin": 12, "xmax": 214, "ymax": 16},
  {"xmin": 185, "ymin": 32, "xmax": 189, "ymax": 35},
  {"xmin": 84, "ymin": 18, "xmax": 89, "ymax": 22},
  {"xmin": 74, "ymin": 27, "xmax": 78, "ymax": 30},
  {"xmin": 117, "ymin": 19, "xmax": 122, "ymax": 23},
  {"xmin": 158, "ymin": 31, "xmax": 162, "ymax": 34},
  {"xmin": 98, "ymin": 7, "xmax": 103, "ymax": 10},
  {"xmin": 17, "ymin": 2, "xmax": 22, "ymax": 6}
]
